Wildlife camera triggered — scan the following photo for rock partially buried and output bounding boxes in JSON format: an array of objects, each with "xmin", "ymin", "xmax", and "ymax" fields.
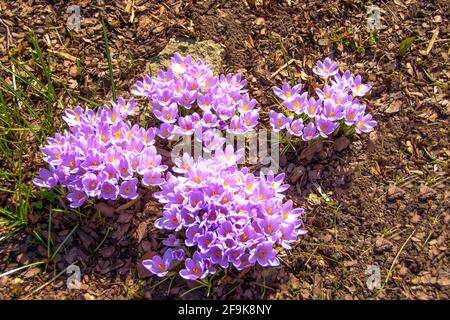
[
  {"xmin": 374, "ymin": 237, "xmax": 393, "ymax": 254},
  {"xmin": 333, "ymin": 136, "xmax": 350, "ymax": 152},
  {"xmin": 387, "ymin": 184, "xmax": 405, "ymax": 201},
  {"xmin": 418, "ymin": 185, "xmax": 436, "ymax": 201},
  {"xmin": 290, "ymin": 166, "xmax": 305, "ymax": 184},
  {"xmin": 147, "ymin": 38, "xmax": 225, "ymax": 75}
]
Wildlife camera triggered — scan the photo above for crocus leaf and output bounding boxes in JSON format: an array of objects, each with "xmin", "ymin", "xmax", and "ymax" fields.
[{"xmin": 398, "ymin": 36, "xmax": 416, "ymax": 57}]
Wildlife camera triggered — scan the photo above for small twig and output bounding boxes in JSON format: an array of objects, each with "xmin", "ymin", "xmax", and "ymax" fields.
[
  {"xmin": 46, "ymin": 49, "xmax": 78, "ymax": 62},
  {"xmin": 116, "ymin": 196, "xmax": 140, "ymax": 211},
  {"xmin": 0, "ymin": 18, "xmax": 21, "ymax": 109},
  {"xmin": 304, "ymin": 246, "xmax": 319, "ymax": 268},
  {"xmin": 421, "ymin": 28, "xmax": 439, "ymax": 56},
  {"xmin": 375, "ymin": 228, "xmax": 416, "ymax": 297},
  {"xmin": 24, "ymin": 261, "xmax": 78, "ymax": 299},
  {"xmin": 270, "ymin": 58, "xmax": 295, "ymax": 79},
  {"xmin": 93, "ymin": 226, "xmax": 112, "ymax": 252},
  {"xmin": 0, "ymin": 260, "xmax": 46, "ymax": 279},
  {"xmin": 179, "ymin": 283, "xmax": 206, "ymax": 298}
]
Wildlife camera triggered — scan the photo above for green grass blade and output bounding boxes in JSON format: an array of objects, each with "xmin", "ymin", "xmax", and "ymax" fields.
[{"xmin": 101, "ymin": 18, "xmax": 117, "ymax": 102}]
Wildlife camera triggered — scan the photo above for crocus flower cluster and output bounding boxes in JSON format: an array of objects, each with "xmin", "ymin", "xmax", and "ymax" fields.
[
  {"xmin": 270, "ymin": 58, "xmax": 376, "ymax": 141},
  {"xmin": 132, "ymin": 53, "xmax": 259, "ymax": 152},
  {"xmin": 33, "ymin": 98, "xmax": 167, "ymax": 208},
  {"xmin": 142, "ymin": 145, "xmax": 307, "ymax": 280}
]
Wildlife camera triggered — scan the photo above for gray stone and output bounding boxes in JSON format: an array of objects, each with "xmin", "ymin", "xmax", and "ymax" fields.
[{"xmin": 147, "ymin": 37, "xmax": 225, "ymax": 75}]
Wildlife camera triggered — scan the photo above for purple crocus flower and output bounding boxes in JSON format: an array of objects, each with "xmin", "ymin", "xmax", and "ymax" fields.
[
  {"xmin": 350, "ymin": 75, "xmax": 372, "ymax": 97},
  {"xmin": 142, "ymin": 249, "xmax": 174, "ymax": 277},
  {"xmin": 157, "ymin": 67, "xmax": 176, "ymax": 83},
  {"xmin": 286, "ymin": 119, "xmax": 304, "ymax": 137},
  {"xmin": 322, "ymin": 100, "xmax": 344, "ymax": 121},
  {"xmin": 155, "ymin": 89, "xmax": 174, "ymax": 107},
  {"xmin": 197, "ymin": 232, "xmax": 216, "ymax": 252},
  {"xmin": 315, "ymin": 85, "xmax": 334, "ymax": 101},
  {"xmin": 157, "ymin": 123, "xmax": 175, "ymax": 140},
  {"xmin": 241, "ymin": 110, "xmax": 259, "ymax": 130},
  {"xmin": 332, "ymin": 70, "xmax": 353, "ymax": 88},
  {"xmin": 41, "ymin": 146, "xmax": 63, "ymax": 166},
  {"xmin": 312, "ymin": 57, "xmax": 338, "ymax": 78},
  {"xmin": 172, "ymin": 249, "xmax": 185, "ymax": 261},
  {"xmin": 201, "ymin": 110, "xmax": 218, "ymax": 128},
  {"xmin": 137, "ymin": 146, "xmax": 162, "ymax": 173},
  {"xmin": 143, "ymin": 128, "xmax": 156, "ymax": 145},
  {"xmin": 33, "ymin": 168, "xmax": 58, "ymax": 188},
  {"xmin": 104, "ymin": 163, "xmax": 118, "ymax": 180},
  {"xmin": 316, "ymin": 116, "xmax": 339, "ymax": 138},
  {"xmin": 217, "ymin": 221, "xmax": 234, "ymax": 238},
  {"xmin": 257, "ymin": 215, "xmax": 282, "ymax": 241},
  {"xmin": 104, "ymin": 105, "xmax": 122, "ymax": 125},
  {"xmin": 100, "ymin": 180, "xmax": 119, "ymax": 200},
  {"xmin": 163, "ymin": 208, "xmax": 182, "ymax": 231},
  {"xmin": 176, "ymin": 115, "xmax": 195, "ymax": 135},
  {"xmin": 272, "ymin": 82, "xmax": 302, "ymax": 102},
  {"xmin": 62, "ymin": 106, "xmax": 84, "ymax": 127},
  {"xmin": 225, "ymin": 247, "xmax": 244, "ymax": 267},
  {"xmin": 215, "ymin": 104, "xmax": 235, "ymax": 121},
  {"xmin": 119, "ymin": 178, "xmax": 138, "ymax": 199},
  {"xmin": 354, "ymin": 113, "xmax": 377, "ymax": 133},
  {"xmin": 279, "ymin": 224, "xmax": 298, "ymax": 249},
  {"xmin": 249, "ymin": 242, "xmax": 280, "ymax": 267},
  {"xmin": 207, "ymin": 245, "xmax": 229, "ymax": 268},
  {"xmin": 302, "ymin": 122, "xmax": 319, "ymax": 141},
  {"xmin": 171, "ymin": 52, "xmax": 193, "ymax": 74},
  {"xmin": 227, "ymin": 115, "xmax": 245, "ymax": 135},
  {"xmin": 67, "ymin": 190, "xmax": 88, "ymax": 208},
  {"xmin": 173, "ymin": 153, "xmax": 194, "ymax": 174},
  {"xmin": 202, "ymin": 130, "xmax": 226, "ymax": 153},
  {"xmin": 197, "ymin": 92, "xmax": 213, "ymax": 111},
  {"xmin": 114, "ymin": 97, "xmax": 136, "ymax": 117},
  {"xmin": 81, "ymin": 172, "xmax": 102, "ymax": 197},
  {"xmin": 178, "ymin": 90, "xmax": 196, "ymax": 108},
  {"xmin": 215, "ymin": 145, "xmax": 244, "ymax": 166},
  {"xmin": 131, "ymin": 75, "xmax": 156, "ymax": 97},
  {"xmin": 304, "ymin": 97, "xmax": 321, "ymax": 117},
  {"xmin": 262, "ymin": 170, "xmax": 290, "ymax": 193},
  {"xmin": 269, "ymin": 111, "xmax": 292, "ymax": 132},
  {"xmin": 344, "ymin": 103, "xmax": 364, "ymax": 125},
  {"xmin": 163, "ymin": 234, "xmax": 181, "ymax": 247},
  {"xmin": 117, "ymin": 157, "xmax": 131, "ymax": 179},
  {"xmin": 142, "ymin": 168, "xmax": 165, "ymax": 186},
  {"xmin": 188, "ymin": 191, "xmax": 205, "ymax": 210},
  {"xmin": 331, "ymin": 90, "xmax": 351, "ymax": 107},
  {"xmin": 281, "ymin": 200, "xmax": 305, "ymax": 225},
  {"xmin": 179, "ymin": 252, "xmax": 208, "ymax": 280},
  {"xmin": 154, "ymin": 103, "xmax": 178, "ymax": 124},
  {"xmin": 237, "ymin": 94, "xmax": 257, "ymax": 113},
  {"xmin": 284, "ymin": 92, "xmax": 308, "ymax": 114}
]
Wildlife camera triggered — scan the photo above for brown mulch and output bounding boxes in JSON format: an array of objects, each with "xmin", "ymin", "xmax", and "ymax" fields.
[{"xmin": 0, "ymin": 0, "xmax": 449, "ymax": 300}]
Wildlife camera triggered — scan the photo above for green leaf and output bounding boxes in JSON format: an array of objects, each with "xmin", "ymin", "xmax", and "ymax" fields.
[
  {"xmin": 34, "ymin": 201, "xmax": 43, "ymax": 210},
  {"xmin": 39, "ymin": 190, "xmax": 58, "ymax": 202},
  {"xmin": 398, "ymin": 36, "xmax": 416, "ymax": 57}
]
